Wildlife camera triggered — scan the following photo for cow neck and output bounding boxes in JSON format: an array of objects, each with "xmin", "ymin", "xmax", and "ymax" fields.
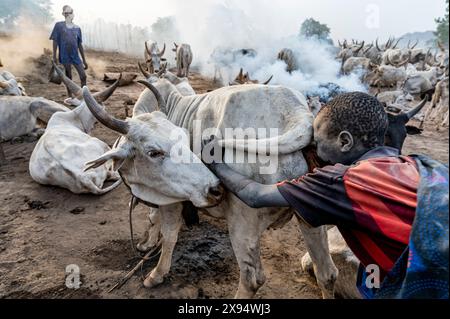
[
  {"xmin": 72, "ymin": 104, "xmax": 93, "ymax": 134},
  {"xmin": 166, "ymin": 91, "xmax": 206, "ymax": 131}
]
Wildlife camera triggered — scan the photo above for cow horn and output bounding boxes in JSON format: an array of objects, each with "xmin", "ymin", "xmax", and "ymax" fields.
[
  {"xmin": 238, "ymin": 68, "xmax": 243, "ymax": 78},
  {"xmin": 158, "ymin": 62, "xmax": 167, "ymax": 76},
  {"xmin": 411, "ymin": 40, "xmax": 419, "ymax": 50},
  {"xmin": 138, "ymin": 62, "xmax": 151, "ymax": 78},
  {"xmin": 376, "ymin": 38, "xmax": 382, "ymax": 51},
  {"xmin": 437, "ymin": 41, "xmax": 445, "ymax": 52},
  {"xmin": 145, "ymin": 41, "xmax": 152, "ymax": 55},
  {"xmin": 407, "ymin": 40, "xmax": 411, "ymax": 49},
  {"xmin": 137, "ymin": 80, "xmax": 167, "ymax": 114},
  {"xmin": 364, "ymin": 44, "xmax": 373, "ymax": 54},
  {"xmin": 53, "ymin": 61, "xmax": 82, "ymax": 98},
  {"xmin": 355, "ymin": 41, "xmax": 365, "ymax": 54},
  {"xmin": 392, "ymin": 38, "xmax": 401, "ymax": 49},
  {"xmin": 398, "ymin": 52, "xmax": 411, "ymax": 67},
  {"xmin": 93, "ymin": 74, "xmax": 122, "ymax": 103},
  {"xmin": 82, "ymin": 86, "xmax": 129, "ymax": 135},
  {"xmin": 406, "ymin": 97, "xmax": 428, "ymax": 120},
  {"xmin": 159, "ymin": 43, "xmax": 166, "ymax": 57},
  {"xmin": 262, "ymin": 75, "xmax": 273, "ymax": 85},
  {"xmin": 338, "ymin": 40, "xmax": 342, "ymax": 48}
]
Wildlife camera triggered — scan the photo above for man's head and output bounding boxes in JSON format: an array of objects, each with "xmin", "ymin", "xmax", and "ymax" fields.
[
  {"xmin": 62, "ymin": 5, "xmax": 74, "ymax": 23},
  {"xmin": 313, "ymin": 92, "xmax": 388, "ymax": 165}
]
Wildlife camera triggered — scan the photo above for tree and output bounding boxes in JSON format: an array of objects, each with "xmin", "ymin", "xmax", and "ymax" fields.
[
  {"xmin": 0, "ymin": 0, "xmax": 53, "ymax": 30},
  {"xmin": 435, "ymin": 0, "xmax": 449, "ymax": 46},
  {"xmin": 299, "ymin": 18, "xmax": 331, "ymax": 41}
]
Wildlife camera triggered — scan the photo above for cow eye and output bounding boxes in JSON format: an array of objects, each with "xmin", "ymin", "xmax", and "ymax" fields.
[{"xmin": 147, "ymin": 150, "xmax": 165, "ymax": 158}]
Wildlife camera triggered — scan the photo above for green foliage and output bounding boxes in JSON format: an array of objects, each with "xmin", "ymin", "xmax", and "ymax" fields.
[
  {"xmin": 435, "ymin": 0, "xmax": 449, "ymax": 46},
  {"xmin": 299, "ymin": 18, "xmax": 331, "ymax": 41}
]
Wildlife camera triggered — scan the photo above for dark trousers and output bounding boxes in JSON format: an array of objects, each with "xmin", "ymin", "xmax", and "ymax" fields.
[{"xmin": 63, "ymin": 63, "xmax": 87, "ymax": 97}]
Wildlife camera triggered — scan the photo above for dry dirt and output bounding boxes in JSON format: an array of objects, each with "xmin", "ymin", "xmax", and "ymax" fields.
[{"xmin": 0, "ymin": 50, "xmax": 448, "ymax": 299}]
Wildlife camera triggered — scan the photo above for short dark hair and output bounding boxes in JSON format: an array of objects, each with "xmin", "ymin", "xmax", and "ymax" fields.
[{"xmin": 318, "ymin": 92, "xmax": 388, "ymax": 148}]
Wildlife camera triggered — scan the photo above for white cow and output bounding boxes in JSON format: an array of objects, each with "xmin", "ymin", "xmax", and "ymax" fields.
[
  {"xmin": 29, "ymin": 66, "xmax": 122, "ymax": 195},
  {"xmin": 0, "ymin": 70, "xmax": 26, "ymax": 96},
  {"xmin": 144, "ymin": 41, "xmax": 166, "ymax": 74},
  {"xmin": 0, "ymin": 96, "xmax": 69, "ymax": 141},
  {"xmin": 278, "ymin": 48, "xmax": 298, "ymax": 73},
  {"xmin": 137, "ymin": 62, "xmax": 196, "ymax": 101},
  {"xmin": 82, "ymin": 79, "xmax": 339, "ymax": 299},
  {"xmin": 370, "ymin": 64, "xmax": 409, "ymax": 89},
  {"xmin": 173, "ymin": 43, "xmax": 193, "ymax": 78}
]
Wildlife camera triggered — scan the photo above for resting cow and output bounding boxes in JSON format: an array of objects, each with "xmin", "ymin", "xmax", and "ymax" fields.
[
  {"xmin": 29, "ymin": 64, "xmax": 122, "ymax": 195},
  {"xmin": 0, "ymin": 96, "xmax": 69, "ymax": 142}
]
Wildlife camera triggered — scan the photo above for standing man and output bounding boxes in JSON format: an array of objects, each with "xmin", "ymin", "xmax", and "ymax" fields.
[{"xmin": 50, "ymin": 5, "xmax": 88, "ymax": 106}]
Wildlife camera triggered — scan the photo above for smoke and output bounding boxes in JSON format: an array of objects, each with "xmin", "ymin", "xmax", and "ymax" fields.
[
  {"xmin": 170, "ymin": 1, "xmax": 367, "ymax": 99},
  {"xmin": 0, "ymin": 17, "xmax": 51, "ymax": 76}
]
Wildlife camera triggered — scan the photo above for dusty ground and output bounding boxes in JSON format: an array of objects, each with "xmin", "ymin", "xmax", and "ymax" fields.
[{"xmin": 0, "ymin": 50, "xmax": 448, "ymax": 299}]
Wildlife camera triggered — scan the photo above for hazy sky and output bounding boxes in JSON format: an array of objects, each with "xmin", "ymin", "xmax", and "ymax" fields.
[{"xmin": 51, "ymin": 0, "xmax": 446, "ymax": 41}]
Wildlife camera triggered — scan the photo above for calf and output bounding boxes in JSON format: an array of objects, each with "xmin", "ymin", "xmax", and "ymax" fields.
[{"xmin": 173, "ymin": 43, "xmax": 193, "ymax": 78}]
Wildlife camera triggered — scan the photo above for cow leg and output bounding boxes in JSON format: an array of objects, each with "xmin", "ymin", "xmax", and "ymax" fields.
[
  {"xmin": 227, "ymin": 208, "xmax": 267, "ymax": 299},
  {"xmin": 137, "ymin": 207, "xmax": 162, "ymax": 252},
  {"xmin": 298, "ymin": 219, "xmax": 338, "ymax": 299},
  {"xmin": 143, "ymin": 203, "xmax": 183, "ymax": 288}
]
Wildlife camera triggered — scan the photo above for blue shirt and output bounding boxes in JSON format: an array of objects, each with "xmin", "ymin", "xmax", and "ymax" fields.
[{"xmin": 50, "ymin": 21, "xmax": 83, "ymax": 65}]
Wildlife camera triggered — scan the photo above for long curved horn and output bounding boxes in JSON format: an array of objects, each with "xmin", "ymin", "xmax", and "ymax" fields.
[
  {"xmin": 262, "ymin": 75, "xmax": 273, "ymax": 85},
  {"xmin": 392, "ymin": 38, "xmax": 401, "ymax": 49},
  {"xmin": 157, "ymin": 62, "xmax": 167, "ymax": 77},
  {"xmin": 375, "ymin": 38, "xmax": 383, "ymax": 51},
  {"xmin": 355, "ymin": 41, "xmax": 365, "ymax": 54},
  {"xmin": 138, "ymin": 62, "xmax": 151, "ymax": 78},
  {"xmin": 53, "ymin": 61, "xmax": 82, "ymax": 98},
  {"xmin": 82, "ymin": 86, "xmax": 129, "ymax": 134},
  {"xmin": 364, "ymin": 44, "xmax": 373, "ymax": 54},
  {"xmin": 137, "ymin": 80, "xmax": 167, "ymax": 114},
  {"xmin": 145, "ymin": 41, "xmax": 152, "ymax": 55},
  {"xmin": 338, "ymin": 40, "xmax": 342, "ymax": 48},
  {"xmin": 406, "ymin": 97, "xmax": 428, "ymax": 120},
  {"xmin": 158, "ymin": 43, "xmax": 166, "ymax": 57},
  {"xmin": 411, "ymin": 40, "xmax": 419, "ymax": 50},
  {"xmin": 93, "ymin": 74, "xmax": 122, "ymax": 103}
]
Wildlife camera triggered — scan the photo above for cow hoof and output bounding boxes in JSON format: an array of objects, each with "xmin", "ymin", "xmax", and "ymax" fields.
[{"xmin": 143, "ymin": 274, "xmax": 164, "ymax": 288}]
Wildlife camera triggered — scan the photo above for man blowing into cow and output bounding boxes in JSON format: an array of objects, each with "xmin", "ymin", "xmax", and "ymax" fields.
[
  {"xmin": 203, "ymin": 92, "xmax": 448, "ymax": 299},
  {"xmin": 50, "ymin": 5, "xmax": 88, "ymax": 106}
]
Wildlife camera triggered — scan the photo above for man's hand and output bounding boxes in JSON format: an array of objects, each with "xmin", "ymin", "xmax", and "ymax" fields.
[{"xmin": 83, "ymin": 61, "xmax": 89, "ymax": 70}]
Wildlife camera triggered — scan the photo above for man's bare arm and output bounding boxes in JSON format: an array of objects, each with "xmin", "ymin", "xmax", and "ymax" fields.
[
  {"xmin": 210, "ymin": 163, "xmax": 289, "ymax": 208},
  {"xmin": 53, "ymin": 40, "xmax": 58, "ymax": 63},
  {"xmin": 78, "ymin": 43, "xmax": 88, "ymax": 69}
]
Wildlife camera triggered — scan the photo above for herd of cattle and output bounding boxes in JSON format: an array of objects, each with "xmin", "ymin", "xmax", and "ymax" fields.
[{"xmin": 0, "ymin": 37, "xmax": 448, "ymax": 299}]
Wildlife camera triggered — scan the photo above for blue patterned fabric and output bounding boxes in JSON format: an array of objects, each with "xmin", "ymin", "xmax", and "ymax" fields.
[{"xmin": 359, "ymin": 155, "xmax": 449, "ymax": 299}]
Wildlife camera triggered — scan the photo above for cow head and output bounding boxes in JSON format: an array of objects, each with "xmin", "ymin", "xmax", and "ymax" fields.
[
  {"xmin": 145, "ymin": 42, "xmax": 166, "ymax": 74},
  {"xmin": 82, "ymin": 81, "xmax": 224, "ymax": 208},
  {"xmin": 0, "ymin": 78, "xmax": 22, "ymax": 96},
  {"xmin": 384, "ymin": 98, "xmax": 427, "ymax": 152},
  {"xmin": 229, "ymin": 68, "xmax": 273, "ymax": 86}
]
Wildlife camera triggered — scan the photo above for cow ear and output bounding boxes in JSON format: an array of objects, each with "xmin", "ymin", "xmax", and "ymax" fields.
[
  {"xmin": 405, "ymin": 125, "xmax": 423, "ymax": 136},
  {"xmin": 84, "ymin": 148, "xmax": 129, "ymax": 172}
]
